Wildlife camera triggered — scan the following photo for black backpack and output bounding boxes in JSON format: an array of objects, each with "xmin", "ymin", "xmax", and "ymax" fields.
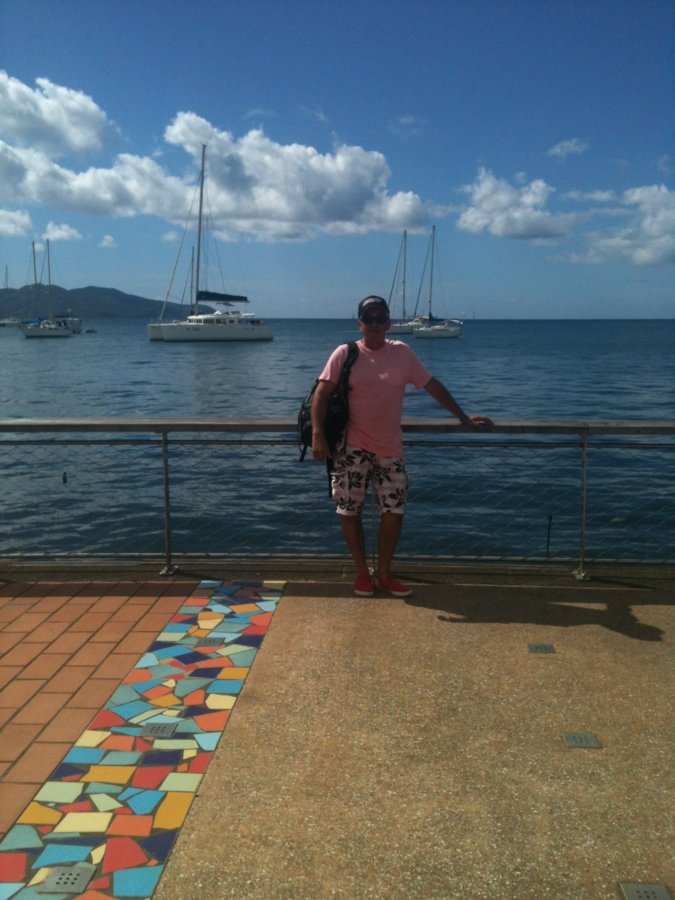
[{"xmin": 298, "ymin": 341, "xmax": 359, "ymax": 462}]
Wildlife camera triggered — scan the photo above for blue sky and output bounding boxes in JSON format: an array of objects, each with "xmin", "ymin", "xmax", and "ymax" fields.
[{"xmin": 0, "ymin": 0, "xmax": 673, "ymax": 318}]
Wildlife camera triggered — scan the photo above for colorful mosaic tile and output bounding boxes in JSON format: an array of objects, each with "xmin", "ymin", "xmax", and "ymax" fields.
[{"xmin": 0, "ymin": 579, "xmax": 284, "ymax": 899}]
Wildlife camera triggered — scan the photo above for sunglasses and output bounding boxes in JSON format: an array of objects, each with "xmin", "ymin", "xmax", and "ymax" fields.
[{"xmin": 360, "ymin": 314, "xmax": 389, "ymax": 325}]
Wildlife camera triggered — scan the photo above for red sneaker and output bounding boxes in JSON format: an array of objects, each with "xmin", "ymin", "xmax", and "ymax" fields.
[
  {"xmin": 376, "ymin": 575, "xmax": 413, "ymax": 598},
  {"xmin": 353, "ymin": 574, "xmax": 374, "ymax": 597}
]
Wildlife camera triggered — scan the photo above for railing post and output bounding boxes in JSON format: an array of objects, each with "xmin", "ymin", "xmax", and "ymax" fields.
[
  {"xmin": 573, "ymin": 435, "xmax": 590, "ymax": 580},
  {"xmin": 160, "ymin": 432, "xmax": 177, "ymax": 576}
]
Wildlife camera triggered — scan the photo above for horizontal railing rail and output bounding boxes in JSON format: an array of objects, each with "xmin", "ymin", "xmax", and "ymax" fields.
[{"xmin": 1, "ymin": 418, "xmax": 674, "ymax": 576}]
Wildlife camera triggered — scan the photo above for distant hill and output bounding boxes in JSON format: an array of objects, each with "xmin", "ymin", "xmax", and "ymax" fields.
[{"xmin": 0, "ymin": 284, "xmax": 189, "ymax": 320}]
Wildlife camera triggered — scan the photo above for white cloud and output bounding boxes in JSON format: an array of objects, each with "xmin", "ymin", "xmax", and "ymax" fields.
[
  {"xmin": 0, "ymin": 70, "xmax": 111, "ymax": 156},
  {"xmin": 163, "ymin": 112, "xmax": 428, "ymax": 237},
  {"xmin": 43, "ymin": 221, "xmax": 81, "ymax": 241},
  {"xmin": 0, "ymin": 208, "xmax": 31, "ymax": 237},
  {"xmin": 547, "ymin": 138, "xmax": 589, "ymax": 162},
  {"xmin": 578, "ymin": 184, "xmax": 675, "ymax": 266},
  {"xmin": 457, "ymin": 168, "xmax": 574, "ymax": 240},
  {"xmin": 0, "ymin": 74, "xmax": 430, "ymax": 241},
  {"xmin": 100, "ymin": 234, "xmax": 116, "ymax": 248}
]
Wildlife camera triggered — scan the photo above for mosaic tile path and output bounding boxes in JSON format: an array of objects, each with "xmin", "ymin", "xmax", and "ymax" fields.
[{"xmin": 0, "ymin": 578, "xmax": 284, "ymax": 899}]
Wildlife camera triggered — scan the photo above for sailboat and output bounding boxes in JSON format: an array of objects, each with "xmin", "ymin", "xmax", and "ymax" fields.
[
  {"xmin": 388, "ymin": 230, "xmax": 414, "ymax": 334},
  {"xmin": 148, "ymin": 145, "xmax": 273, "ymax": 342},
  {"xmin": 19, "ymin": 241, "xmax": 72, "ymax": 338},
  {"xmin": 412, "ymin": 226, "xmax": 462, "ymax": 339}
]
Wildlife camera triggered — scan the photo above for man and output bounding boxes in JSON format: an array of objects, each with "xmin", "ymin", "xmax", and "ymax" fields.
[{"xmin": 311, "ymin": 295, "xmax": 493, "ymax": 598}]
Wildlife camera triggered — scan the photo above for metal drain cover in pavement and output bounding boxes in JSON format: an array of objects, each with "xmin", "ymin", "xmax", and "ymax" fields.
[
  {"xmin": 198, "ymin": 637, "xmax": 224, "ymax": 647},
  {"xmin": 620, "ymin": 884, "xmax": 672, "ymax": 900},
  {"xmin": 141, "ymin": 722, "xmax": 178, "ymax": 738},
  {"xmin": 38, "ymin": 864, "xmax": 95, "ymax": 894},
  {"xmin": 528, "ymin": 643, "xmax": 556, "ymax": 653},
  {"xmin": 563, "ymin": 731, "xmax": 602, "ymax": 748}
]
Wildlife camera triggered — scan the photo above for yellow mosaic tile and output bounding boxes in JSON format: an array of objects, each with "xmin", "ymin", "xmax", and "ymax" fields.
[
  {"xmin": 217, "ymin": 667, "xmax": 250, "ymax": 679},
  {"xmin": 54, "ymin": 811, "xmax": 113, "ymax": 833},
  {"xmin": 153, "ymin": 792, "xmax": 193, "ymax": 830},
  {"xmin": 17, "ymin": 802, "xmax": 62, "ymax": 826},
  {"xmin": 205, "ymin": 694, "xmax": 237, "ymax": 710},
  {"xmin": 75, "ymin": 730, "xmax": 110, "ymax": 747},
  {"xmin": 80, "ymin": 765, "xmax": 136, "ymax": 785},
  {"xmin": 150, "ymin": 693, "xmax": 181, "ymax": 708}
]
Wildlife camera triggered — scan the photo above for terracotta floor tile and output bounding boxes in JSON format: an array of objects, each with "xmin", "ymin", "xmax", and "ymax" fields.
[
  {"xmin": 93, "ymin": 654, "xmax": 142, "ymax": 679},
  {"xmin": 134, "ymin": 613, "xmax": 175, "ymax": 632},
  {"xmin": 48, "ymin": 603, "xmax": 95, "ymax": 622},
  {"xmin": 45, "ymin": 665, "xmax": 96, "ymax": 693},
  {"xmin": 109, "ymin": 607, "xmax": 147, "ymax": 624},
  {"xmin": 49, "ymin": 631, "xmax": 90, "ymax": 653},
  {"xmin": 70, "ymin": 642, "xmax": 116, "ymax": 666},
  {"xmin": 70, "ymin": 612, "xmax": 115, "ymax": 632},
  {"xmin": 18, "ymin": 653, "xmax": 71, "ymax": 681},
  {"xmin": 0, "ymin": 643, "xmax": 50, "ymax": 667},
  {"xmin": 0, "ymin": 679, "xmax": 46, "ymax": 708},
  {"xmin": 0, "ymin": 723, "xmax": 42, "ymax": 762},
  {"xmin": 3, "ymin": 612, "xmax": 50, "ymax": 632},
  {"xmin": 114, "ymin": 632, "xmax": 158, "ymax": 653},
  {"xmin": 26, "ymin": 620, "xmax": 71, "ymax": 643},
  {"xmin": 0, "ymin": 668, "xmax": 16, "ymax": 690},
  {"xmin": 88, "ymin": 622, "xmax": 134, "ymax": 643},
  {"xmin": 39, "ymin": 706, "xmax": 94, "ymax": 742},
  {"xmin": 12, "ymin": 691, "xmax": 70, "ymax": 725},
  {"xmin": 0, "ymin": 634, "xmax": 17, "ymax": 655},
  {"xmin": 0, "ymin": 708, "xmax": 14, "ymax": 728},
  {"xmin": 0, "ymin": 782, "xmax": 38, "ymax": 835},
  {"xmin": 4, "ymin": 741, "xmax": 72, "ymax": 783},
  {"xmin": 30, "ymin": 597, "xmax": 70, "ymax": 613},
  {"xmin": 68, "ymin": 678, "xmax": 121, "ymax": 708}
]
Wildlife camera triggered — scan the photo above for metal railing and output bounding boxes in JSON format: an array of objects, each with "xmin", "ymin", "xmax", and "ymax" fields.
[{"xmin": 1, "ymin": 418, "xmax": 674, "ymax": 576}]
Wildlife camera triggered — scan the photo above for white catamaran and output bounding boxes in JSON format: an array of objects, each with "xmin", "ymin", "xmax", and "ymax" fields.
[{"xmin": 148, "ymin": 145, "xmax": 273, "ymax": 342}]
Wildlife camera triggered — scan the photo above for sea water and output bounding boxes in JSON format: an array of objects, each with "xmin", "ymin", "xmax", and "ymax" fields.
[{"xmin": 1, "ymin": 318, "xmax": 673, "ymax": 560}]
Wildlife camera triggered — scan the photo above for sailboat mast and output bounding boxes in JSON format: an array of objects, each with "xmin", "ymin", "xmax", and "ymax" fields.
[
  {"xmin": 428, "ymin": 225, "xmax": 435, "ymax": 319},
  {"xmin": 32, "ymin": 240, "xmax": 39, "ymax": 315},
  {"xmin": 402, "ymin": 229, "xmax": 407, "ymax": 319},
  {"xmin": 46, "ymin": 239, "xmax": 52, "ymax": 318},
  {"xmin": 193, "ymin": 144, "xmax": 206, "ymax": 314}
]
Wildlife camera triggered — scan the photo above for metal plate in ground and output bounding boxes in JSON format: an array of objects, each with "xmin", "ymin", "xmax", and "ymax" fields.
[
  {"xmin": 198, "ymin": 637, "xmax": 225, "ymax": 647},
  {"xmin": 38, "ymin": 864, "xmax": 95, "ymax": 894},
  {"xmin": 620, "ymin": 884, "xmax": 672, "ymax": 900},
  {"xmin": 563, "ymin": 731, "xmax": 602, "ymax": 748},
  {"xmin": 141, "ymin": 722, "xmax": 178, "ymax": 738},
  {"xmin": 528, "ymin": 643, "xmax": 556, "ymax": 653}
]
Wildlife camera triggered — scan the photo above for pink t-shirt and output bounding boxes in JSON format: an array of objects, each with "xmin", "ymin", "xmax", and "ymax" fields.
[{"xmin": 319, "ymin": 339, "xmax": 432, "ymax": 457}]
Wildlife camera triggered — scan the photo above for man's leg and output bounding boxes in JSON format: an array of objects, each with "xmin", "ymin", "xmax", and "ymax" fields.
[
  {"xmin": 376, "ymin": 511, "xmax": 403, "ymax": 582},
  {"xmin": 340, "ymin": 513, "xmax": 369, "ymax": 576}
]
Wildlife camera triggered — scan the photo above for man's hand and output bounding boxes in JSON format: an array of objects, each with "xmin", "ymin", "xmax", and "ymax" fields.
[
  {"xmin": 312, "ymin": 432, "xmax": 331, "ymax": 461},
  {"xmin": 463, "ymin": 414, "xmax": 494, "ymax": 430}
]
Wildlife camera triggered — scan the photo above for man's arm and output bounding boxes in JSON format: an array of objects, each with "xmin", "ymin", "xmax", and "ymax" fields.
[
  {"xmin": 311, "ymin": 379, "xmax": 337, "ymax": 460},
  {"xmin": 424, "ymin": 377, "xmax": 493, "ymax": 428}
]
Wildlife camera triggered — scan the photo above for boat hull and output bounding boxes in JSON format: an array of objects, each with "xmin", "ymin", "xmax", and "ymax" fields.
[
  {"xmin": 20, "ymin": 321, "xmax": 72, "ymax": 338},
  {"xmin": 151, "ymin": 322, "xmax": 273, "ymax": 341},
  {"xmin": 414, "ymin": 323, "xmax": 461, "ymax": 338}
]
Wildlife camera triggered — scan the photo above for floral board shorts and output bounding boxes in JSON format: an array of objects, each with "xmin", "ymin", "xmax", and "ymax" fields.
[{"xmin": 331, "ymin": 446, "xmax": 408, "ymax": 516}]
